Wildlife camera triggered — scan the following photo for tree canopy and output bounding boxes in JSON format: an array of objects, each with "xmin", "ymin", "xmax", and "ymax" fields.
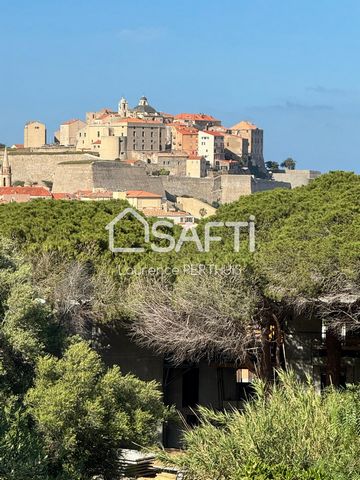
[
  {"xmin": 0, "ymin": 239, "xmax": 167, "ymax": 479},
  {"xmin": 0, "ymin": 172, "xmax": 359, "ymax": 371},
  {"xmin": 280, "ymin": 157, "xmax": 296, "ymax": 169}
]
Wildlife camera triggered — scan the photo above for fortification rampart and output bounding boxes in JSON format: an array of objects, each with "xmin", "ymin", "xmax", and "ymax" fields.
[{"xmin": 0, "ymin": 151, "xmax": 96, "ymax": 185}]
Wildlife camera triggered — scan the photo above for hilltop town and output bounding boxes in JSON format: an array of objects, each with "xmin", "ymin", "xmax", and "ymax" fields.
[{"xmin": 0, "ymin": 95, "xmax": 320, "ymax": 220}]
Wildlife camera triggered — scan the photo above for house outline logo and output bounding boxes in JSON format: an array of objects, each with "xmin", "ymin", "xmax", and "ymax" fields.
[
  {"xmin": 105, "ymin": 207, "xmax": 150, "ymax": 253},
  {"xmin": 106, "ymin": 208, "xmax": 256, "ymax": 254}
]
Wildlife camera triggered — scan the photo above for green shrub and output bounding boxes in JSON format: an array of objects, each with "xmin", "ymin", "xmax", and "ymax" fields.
[{"xmin": 165, "ymin": 371, "xmax": 360, "ymax": 480}]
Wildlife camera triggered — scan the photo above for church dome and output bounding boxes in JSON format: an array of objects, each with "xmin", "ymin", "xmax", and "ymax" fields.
[{"xmin": 133, "ymin": 96, "xmax": 157, "ymax": 114}]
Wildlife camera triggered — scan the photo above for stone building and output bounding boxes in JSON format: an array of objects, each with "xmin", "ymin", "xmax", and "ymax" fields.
[
  {"xmin": 115, "ymin": 190, "xmax": 163, "ymax": 210},
  {"xmin": 186, "ymin": 155, "xmax": 207, "ymax": 178},
  {"xmin": 147, "ymin": 151, "xmax": 189, "ymax": 176},
  {"xmin": 223, "ymin": 133, "xmax": 249, "ymax": 160},
  {"xmin": 117, "ymin": 95, "xmax": 165, "ymax": 122},
  {"xmin": 76, "ymin": 118, "xmax": 167, "ymax": 160},
  {"xmin": 231, "ymin": 121, "xmax": 265, "ymax": 172},
  {"xmin": 58, "ymin": 119, "xmax": 86, "ymax": 146},
  {"xmin": 24, "ymin": 121, "xmax": 47, "ymax": 148},
  {"xmin": 0, "ymin": 148, "xmax": 11, "ymax": 187},
  {"xmin": 198, "ymin": 130, "xmax": 225, "ymax": 167},
  {"xmin": 171, "ymin": 125, "xmax": 198, "ymax": 155},
  {"xmin": 174, "ymin": 113, "xmax": 221, "ymax": 129}
]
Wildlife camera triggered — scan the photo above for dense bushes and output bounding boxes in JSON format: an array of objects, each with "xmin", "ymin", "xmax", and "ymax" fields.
[
  {"xmin": 0, "ymin": 240, "xmax": 167, "ymax": 479},
  {"xmin": 167, "ymin": 372, "xmax": 360, "ymax": 480}
]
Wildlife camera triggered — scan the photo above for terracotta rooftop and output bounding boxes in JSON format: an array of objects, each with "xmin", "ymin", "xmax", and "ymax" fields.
[
  {"xmin": 200, "ymin": 130, "xmax": 224, "ymax": 137},
  {"xmin": 188, "ymin": 155, "xmax": 203, "ymax": 160},
  {"xmin": 76, "ymin": 190, "xmax": 113, "ymax": 199},
  {"xmin": 175, "ymin": 113, "xmax": 219, "ymax": 122},
  {"xmin": 0, "ymin": 186, "xmax": 51, "ymax": 197},
  {"xmin": 175, "ymin": 126, "xmax": 199, "ymax": 135},
  {"xmin": 126, "ymin": 190, "xmax": 162, "ymax": 199},
  {"xmin": 92, "ymin": 140, "xmax": 101, "ymax": 145},
  {"xmin": 231, "ymin": 120, "xmax": 259, "ymax": 130},
  {"xmin": 52, "ymin": 192, "xmax": 74, "ymax": 200}
]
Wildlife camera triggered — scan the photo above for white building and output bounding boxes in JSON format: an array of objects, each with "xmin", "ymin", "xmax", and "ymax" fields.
[{"xmin": 197, "ymin": 131, "xmax": 224, "ymax": 168}]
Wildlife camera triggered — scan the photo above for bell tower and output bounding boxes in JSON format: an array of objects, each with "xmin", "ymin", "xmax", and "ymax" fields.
[
  {"xmin": 118, "ymin": 97, "xmax": 129, "ymax": 117},
  {"xmin": 1, "ymin": 147, "xmax": 12, "ymax": 187}
]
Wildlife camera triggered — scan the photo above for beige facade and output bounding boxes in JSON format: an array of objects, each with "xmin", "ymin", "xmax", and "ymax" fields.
[
  {"xmin": 115, "ymin": 190, "xmax": 163, "ymax": 210},
  {"xmin": 148, "ymin": 152, "xmax": 188, "ymax": 176},
  {"xmin": 198, "ymin": 131, "xmax": 224, "ymax": 167},
  {"xmin": 60, "ymin": 119, "xmax": 86, "ymax": 146},
  {"xmin": 24, "ymin": 121, "xmax": 46, "ymax": 148},
  {"xmin": 76, "ymin": 119, "xmax": 166, "ymax": 160},
  {"xmin": 186, "ymin": 156, "xmax": 207, "ymax": 178},
  {"xmin": 231, "ymin": 121, "xmax": 264, "ymax": 170},
  {"xmin": 176, "ymin": 196, "xmax": 217, "ymax": 219},
  {"xmin": 223, "ymin": 133, "xmax": 249, "ymax": 159},
  {"xmin": 99, "ymin": 136, "xmax": 121, "ymax": 160}
]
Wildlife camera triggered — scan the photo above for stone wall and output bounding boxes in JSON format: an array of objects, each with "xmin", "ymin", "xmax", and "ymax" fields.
[
  {"xmin": 4, "ymin": 148, "xmax": 292, "ymax": 202},
  {"xmin": 252, "ymin": 177, "xmax": 292, "ymax": 193},
  {"xmin": 52, "ymin": 161, "xmax": 95, "ymax": 192},
  {"xmin": 1, "ymin": 151, "xmax": 94, "ymax": 185},
  {"xmin": 219, "ymin": 175, "xmax": 253, "ymax": 203},
  {"xmin": 52, "ymin": 160, "xmax": 165, "ymax": 195},
  {"xmin": 162, "ymin": 176, "xmax": 220, "ymax": 204},
  {"xmin": 92, "ymin": 162, "xmax": 165, "ymax": 195},
  {"xmin": 162, "ymin": 174, "xmax": 291, "ymax": 204},
  {"xmin": 273, "ymin": 170, "xmax": 321, "ymax": 188}
]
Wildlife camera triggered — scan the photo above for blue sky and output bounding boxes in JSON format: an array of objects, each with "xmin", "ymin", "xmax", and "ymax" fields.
[{"xmin": 0, "ymin": 0, "xmax": 359, "ymax": 172}]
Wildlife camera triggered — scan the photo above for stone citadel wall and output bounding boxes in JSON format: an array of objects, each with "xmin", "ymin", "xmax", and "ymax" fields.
[
  {"xmin": 0, "ymin": 151, "xmax": 94, "ymax": 185},
  {"xmin": 52, "ymin": 161, "xmax": 165, "ymax": 196},
  {"xmin": 1, "ymin": 151, "xmax": 291, "ymax": 204},
  {"xmin": 162, "ymin": 175, "xmax": 291, "ymax": 204}
]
